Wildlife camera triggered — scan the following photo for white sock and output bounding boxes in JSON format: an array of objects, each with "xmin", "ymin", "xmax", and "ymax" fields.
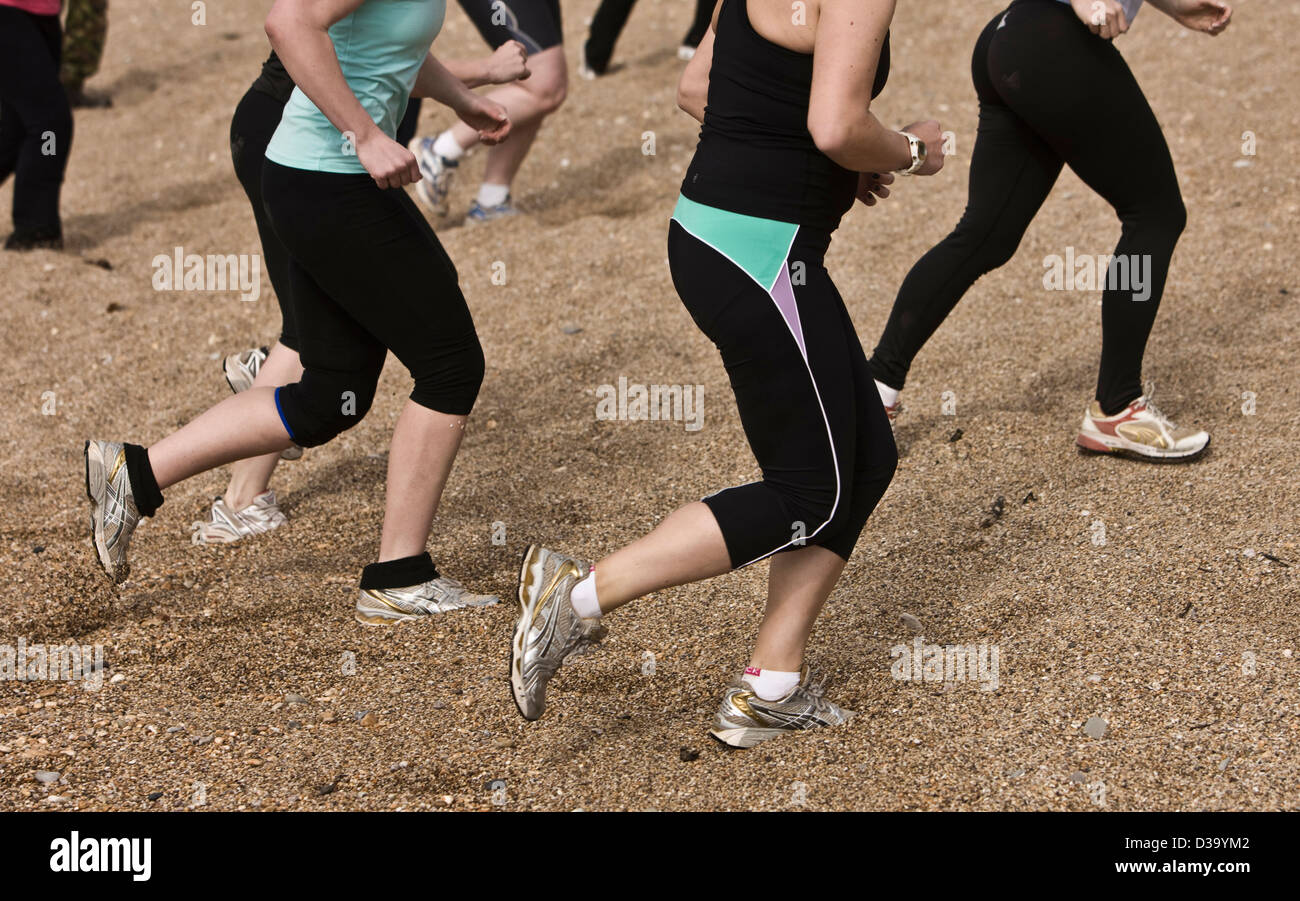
[
  {"xmin": 569, "ymin": 570, "xmax": 602, "ymax": 620},
  {"xmin": 874, "ymin": 379, "xmax": 900, "ymax": 408},
  {"xmin": 476, "ymin": 182, "xmax": 510, "ymax": 208},
  {"xmin": 743, "ymin": 666, "xmax": 800, "ymax": 702},
  {"xmin": 433, "ymin": 130, "xmax": 465, "ymax": 162}
]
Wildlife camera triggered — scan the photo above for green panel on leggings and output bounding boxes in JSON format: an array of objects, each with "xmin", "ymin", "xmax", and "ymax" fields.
[{"xmin": 671, "ymin": 194, "xmax": 797, "ymax": 292}]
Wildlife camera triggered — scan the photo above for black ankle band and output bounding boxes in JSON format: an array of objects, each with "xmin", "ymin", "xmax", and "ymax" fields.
[
  {"xmin": 123, "ymin": 443, "xmax": 164, "ymax": 517},
  {"xmin": 359, "ymin": 552, "xmax": 439, "ymax": 590}
]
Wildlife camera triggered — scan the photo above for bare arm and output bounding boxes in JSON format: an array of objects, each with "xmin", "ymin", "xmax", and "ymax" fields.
[
  {"xmin": 807, "ymin": 0, "xmax": 940, "ymax": 174},
  {"xmin": 265, "ymin": 0, "xmax": 382, "ymax": 152},
  {"xmin": 1146, "ymin": 0, "xmax": 1232, "ymax": 34},
  {"xmin": 442, "ymin": 40, "xmax": 530, "ymax": 89},
  {"xmin": 677, "ymin": 4, "xmax": 717, "ymax": 122}
]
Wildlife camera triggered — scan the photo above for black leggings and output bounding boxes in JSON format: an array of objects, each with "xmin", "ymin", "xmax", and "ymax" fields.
[
  {"xmin": 230, "ymin": 87, "xmax": 299, "ymax": 350},
  {"xmin": 262, "ymin": 161, "xmax": 484, "ymax": 447},
  {"xmin": 585, "ymin": 0, "xmax": 715, "ymax": 73},
  {"xmin": 668, "ymin": 213, "xmax": 897, "ymax": 567},
  {"xmin": 868, "ymin": 0, "xmax": 1186, "ymax": 415},
  {"xmin": 0, "ymin": 7, "xmax": 73, "ymax": 236}
]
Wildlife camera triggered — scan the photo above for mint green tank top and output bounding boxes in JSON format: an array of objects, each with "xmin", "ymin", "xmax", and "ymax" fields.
[{"xmin": 266, "ymin": 0, "xmax": 446, "ymax": 174}]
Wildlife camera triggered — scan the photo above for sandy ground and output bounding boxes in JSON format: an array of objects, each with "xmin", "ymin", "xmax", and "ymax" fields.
[{"xmin": 0, "ymin": 0, "xmax": 1296, "ymax": 811}]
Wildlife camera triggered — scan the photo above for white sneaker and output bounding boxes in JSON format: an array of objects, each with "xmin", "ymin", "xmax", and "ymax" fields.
[
  {"xmin": 191, "ymin": 492, "xmax": 288, "ymax": 545},
  {"xmin": 1076, "ymin": 395, "xmax": 1210, "ymax": 462}
]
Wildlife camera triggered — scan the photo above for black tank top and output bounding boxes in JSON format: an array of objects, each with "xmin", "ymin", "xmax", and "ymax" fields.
[
  {"xmin": 250, "ymin": 51, "xmax": 295, "ymax": 105},
  {"xmin": 682, "ymin": 0, "xmax": 890, "ymax": 232}
]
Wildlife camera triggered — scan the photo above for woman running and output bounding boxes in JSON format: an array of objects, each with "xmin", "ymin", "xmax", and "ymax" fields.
[
  {"xmin": 508, "ymin": 0, "xmax": 945, "ymax": 748},
  {"xmin": 580, "ymin": 0, "xmax": 715, "ymax": 77},
  {"xmin": 867, "ymin": 0, "xmax": 1231, "ymax": 462},
  {"xmin": 407, "ymin": 0, "xmax": 566, "ymax": 222},
  {"xmin": 197, "ymin": 38, "xmax": 529, "ymax": 545},
  {"xmin": 84, "ymin": 0, "xmax": 511, "ymax": 624}
]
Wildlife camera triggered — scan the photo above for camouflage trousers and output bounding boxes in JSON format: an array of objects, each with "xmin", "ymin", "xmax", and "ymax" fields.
[{"xmin": 61, "ymin": 0, "xmax": 109, "ymax": 91}]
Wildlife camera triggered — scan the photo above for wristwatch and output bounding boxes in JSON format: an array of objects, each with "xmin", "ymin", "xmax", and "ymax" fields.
[{"xmin": 898, "ymin": 131, "xmax": 927, "ymax": 175}]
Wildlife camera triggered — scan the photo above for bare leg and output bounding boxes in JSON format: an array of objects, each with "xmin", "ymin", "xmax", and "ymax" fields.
[
  {"xmin": 377, "ymin": 400, "xmax": 467, "ymax": 562},
  {"xmin": 147, "ymin": 389, "xmax": 292, "ymax": 489},
  {"xmin": 446, "ymin": 45, "xmax": 567, "ymax": 188},
  {"xmin": 751, "ymin": 545, "xmax": 845, "ymax": 671},
  {"xmin": 591, "ymin": 501, "xmax": 732, "ymax": 611},
  {"xmin": 223, "ymin": 342, "xmax": 304, "ymax": 510},
  {"xmin": 589, "ymin": 509, "xmax": 845, "ymax": 672}
]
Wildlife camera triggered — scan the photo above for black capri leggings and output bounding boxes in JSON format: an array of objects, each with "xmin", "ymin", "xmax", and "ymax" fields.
[
  {"xmin": 261, "ymin": 161, "xmax": 485, "ymax": 447},
  {"xmin": 231, "ymin": 84, "xmax": 424, "ymax": 353},
  {"xmin": 230, "ymin": 87, "xmax": 299, "ymax": 351},
  {"xmin": 868, "ymin": 0, "xmax": 1187, "ymax": 415},
  {"xmin": 668, "ymin": 208, "xmax": 897, "ymax": 567}
]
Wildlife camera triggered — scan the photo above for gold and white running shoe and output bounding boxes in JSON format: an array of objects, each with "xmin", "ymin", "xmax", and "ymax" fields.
[
  {"xmin": 191, "ymin": 492, "xmax": 288, "ymax": 545},
  {"xmin": 709, "ymin": 667, "xmax": 854, "ymax": 749},
  {"xmin": 355, "ymin": 575, "xmax": 499, "ymax": 625},
  {"xmin": 83, "ymin": 439, "xmax": 140, "ymax": 584},
  {"xmin": 1076, "ymin": 395, "xmax": 1210, "ymax": 463},
  {"xmin": 222, "ymin": 348, "xmax": 302, "ymax": 461},
  {"xmin": 510, "ymin": 545, "xmax": 606, "ymax": 721}
]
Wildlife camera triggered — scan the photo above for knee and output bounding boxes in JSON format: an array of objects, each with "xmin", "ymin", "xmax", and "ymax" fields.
[
  {"xmin": 279, "ymin": 369, "xmax": 379, "ymax": 448},
  {"xmin": 409, "ymin": 334, "xmax": 485, "ymax": 416},
  {"xmin": 526, "ymin": 51, "xmax": 569, "ymax": 115},
  {"xmin": 532, "ymin": 75, "xmax": 568, "ymax": 116},
  {"xmin": 952, "ymin": 214, "xmax": 1020, "ymax": 272},
  {"xmin": 1160, "ymin": 194, "xmax": 1188, "ymax": 241},
  {"xmin": 779, "ymin": 472, "xmax": 842, "ymax": 543},
  {"xmin": 1126, "ymin": 192, "xmax": 1186, "ymax": 246}
]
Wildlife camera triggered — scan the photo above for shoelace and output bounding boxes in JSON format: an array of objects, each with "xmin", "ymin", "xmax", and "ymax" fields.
[
  {"xmin": 794, "ymin": 672, "xmax": 835, "ymax": 714},
  {"xmin": 1141, "ymin": 397, "xmax": 1175, "ymax": 429}
]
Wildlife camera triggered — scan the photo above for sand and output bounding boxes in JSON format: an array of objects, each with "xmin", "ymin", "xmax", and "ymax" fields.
[{"xmin": 1, "ymin": 0, "xmax": 1296, "ymax": 811}]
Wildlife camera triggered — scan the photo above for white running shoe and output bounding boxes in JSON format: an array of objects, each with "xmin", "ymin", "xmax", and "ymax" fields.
[
  {"xmin": 1076, "ymin": 395, "xmax": 1210, "ymax": 462},
  {"xmin": 510, "ymin": 546, "xmax": 606, "ymax": 720},
  {"xmin": 191, "ymin": 492, "xmax": 288, "ymax": 545},
  {"xmin": 84, "ymin": 439, "xmax": 140, "ymax": 583},
  {"xmin": 408, "ymin": 136, "xmax": 459, "ymax": 216},
  {"xmin": 709, "ymin": 667, "xmax": 854, "ymax": 749},
  {"xmin": 222, "ymin": 348, "xmax": 302, "ymax": 461},
  {"xmin": 355, "ymin": 575, "xmax": 499, "ymax": 625}
]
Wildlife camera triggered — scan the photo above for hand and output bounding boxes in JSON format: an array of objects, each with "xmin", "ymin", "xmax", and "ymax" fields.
[
  {"xmin": 456, "ymin": 94, "xmax": 511, "ymax": 145},
  {"xmin": 486, "ymin": 40, "xmax": 531, "ymax": 83},
  {"xmin": 1071, "ymin": 0, "xmax": 1130, "ymax": 39},
  {"xmin": 1172, "ymin": 0, "xmax": 1232, "ymax": 35},
  {"xmin": 901, "ymin": 119, "xmax": 945, "ymax": 176},
  {"xmin": 856, "ymin": 171, "xmax": 894, "ymax": 207},
  {"xmin": 356, "ymin": 129, "xmax": 421, "ymax": 189}
]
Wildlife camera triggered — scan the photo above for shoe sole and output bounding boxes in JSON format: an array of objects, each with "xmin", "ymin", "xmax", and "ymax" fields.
[
  {"xmin": 1076, "ymin": 430, "xmax": 1210, "ymax": 464},
  {"xmin": 510, "ymin": 544, "xmax": 546, "ymax": 720},
  {"xmin": 708, "ymin": 726, "xmax": 786, "ymax": 749},
  {"xmin": 355, "ymin": 591, "xmax": 499, "ymax": 626},
  {"xmin": 355, "ymin": 609, "xmax": 416, "ymax": 626},
  {"xmin": 84, "ymin": 441, "xmax": 127, "ymax": 584}
]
